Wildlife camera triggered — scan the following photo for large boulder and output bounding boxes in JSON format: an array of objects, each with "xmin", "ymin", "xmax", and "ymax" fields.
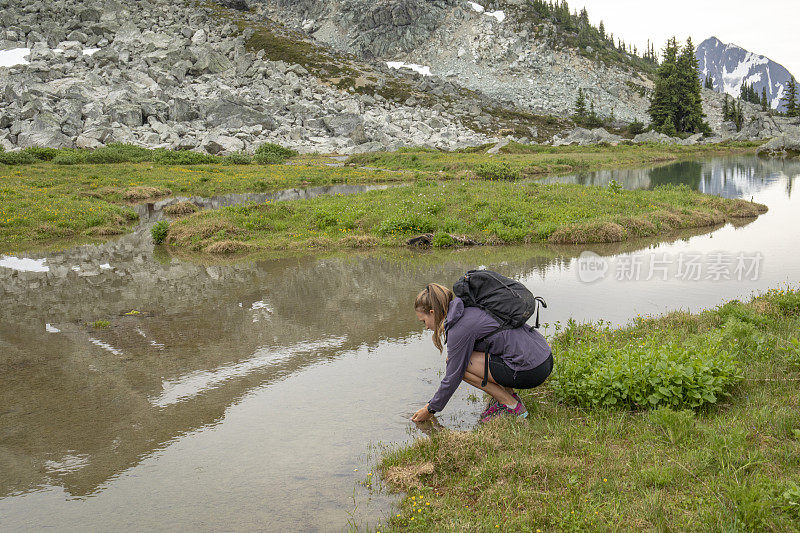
[
  {"xmin": 552, "ymin": 127, "xmax": 622, "ymax": 146},
  {"xmin": 757, "ymin": 135, "xmax": 800, "ymax": 157},
  {"xmin": 169, "ymin": 98, "xmax": 200, "ymax": 122},
  {"xmin": 109, "ymin": 102, "xmax": 143, "ymax": 127},
  {"xmin": 323, "ymin": 114, "xmax": 368, "ymax": 144},
  {"xmin": 189, "ymin": 48, "xmax": 234, "ymax": 75},
  {"xmin": 632, "ymin": 130, "xmax": 679, "ymax": 144},
  {"xmin": 76, "ymin": 127, "xmax": 113, "ymax": 149},
  {"xmin": 677, "ymin": 133, "xmax": 703, "ymax": 146},
  {"xmin": 204, "ymin": 100, "xmax": 276, "ymax": 130},
  {"xmin": 16, "ymin": 114, "xmax": 73, "ymax": 148},
  {"xmin": 201, "ymin": 133, "xmax": 245, "ymax": 155}
]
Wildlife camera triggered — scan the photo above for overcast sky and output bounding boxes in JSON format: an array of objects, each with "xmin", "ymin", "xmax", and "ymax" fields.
[{"xmin": 566, "ymin": 0, "xmax": 799, "ymax": 77}]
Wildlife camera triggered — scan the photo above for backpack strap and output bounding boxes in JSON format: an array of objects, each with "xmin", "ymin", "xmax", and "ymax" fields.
[{"xmin": 532, "ymin": 296, "xmax": 547, "ymax": 328}]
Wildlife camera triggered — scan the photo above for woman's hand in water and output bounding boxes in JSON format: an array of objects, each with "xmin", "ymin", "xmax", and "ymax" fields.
[{"xmin": 412, "ymin": 405, "xmax": 432, "ymax": 422}]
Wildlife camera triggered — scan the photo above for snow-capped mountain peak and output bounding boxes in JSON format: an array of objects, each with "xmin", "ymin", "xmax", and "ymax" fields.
[{"xmin": 697, "ymin": 36, "xmax": 794, "ymax": 110}]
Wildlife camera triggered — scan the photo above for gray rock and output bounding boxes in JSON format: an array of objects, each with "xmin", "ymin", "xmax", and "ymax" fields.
[
  {"xmin": 79, "ymin": 7, "xmax": 102, "ymax": 23},
  {"xmin": 204, "ymin": 100, "xmax": 277, "ymax": 130},
  {"xmin": 757, "ymin": 135, "xmax": 800, "ymax": 157},
  {"xmin": 191, "ymin": 29, "xmax": 207, "ymax": 45},
  {"xmin": 141, "ymin": 99, "xmax": 169, "ymax": 121},
  {"xmin": 323, "ymin": 114, "xmax": 368, "ymax": 144},
  {"xmin": 190, "ymin": 48, "xmax": 233, "ymax": 75},
  {"xmin": 169, "ymin": 98, "xmax": 200, "ymax": 122},
  {"xmin": 202, "ymin": 133, "xmax": 245, "ymax": 154},
  {"xmin": 632, "ymin": 130, "xmax": 679, "ymax": 144},
  {"xmin": 76, "ymin": 127, "xmax": 113, "ymax": 149},
  {"xmin": 109, "ymin": 102, "xmax": 143, "ymax": 127},
  {"xmin": 553, "ymin": 127, "xmax": 622, "ymax": 146},
  {"xmin": 677, "ymin": 133, "xmax": 703, "ymax": 146},
  {"xmin": 17, "ymin": 114, "xmax": 73, "ymax": 148}
]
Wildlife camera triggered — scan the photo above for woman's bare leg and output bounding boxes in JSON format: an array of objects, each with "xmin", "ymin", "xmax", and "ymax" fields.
[{"xmin": 462, "ymin": 351, "xmax": 516, "ymax": 406}]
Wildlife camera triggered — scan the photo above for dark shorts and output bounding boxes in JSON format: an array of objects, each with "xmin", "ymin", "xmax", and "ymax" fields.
[{"xmin": 488, "ymin": 353, "xmax": 553, "ymax": 389}]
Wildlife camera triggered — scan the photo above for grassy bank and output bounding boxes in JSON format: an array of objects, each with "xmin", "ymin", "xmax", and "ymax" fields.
[
  {"xmin": 0, "ymin": 142, "xmax": 763, "ymax": 252},
  {"xmin": 378, "ymin": 288, "xmax": 800, "ymax": 532},
  {"xmin": 0, "ymin": 152, "xmax": 410, "ymax": 251},
  {"xmin": 347, "ymin": 141, "xmax": 762, "ymax": 175},
  {"xmin": 161, "ymin": 180, "xmax": 766, "ymax": 253}
]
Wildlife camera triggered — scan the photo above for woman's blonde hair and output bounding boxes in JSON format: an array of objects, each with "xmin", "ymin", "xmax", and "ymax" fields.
[{"xmin": 414, "ymin": 283, "xmax": 454, "ymax": 352}]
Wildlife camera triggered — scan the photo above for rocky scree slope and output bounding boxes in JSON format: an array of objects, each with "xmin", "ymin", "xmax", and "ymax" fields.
[
  {"xmin": 256, "ymin": 0, "xmax": 653, "ymax": 122},
  {"xmin": 0, "ymin": 0, "xmax": 518, "ymax": 154}
]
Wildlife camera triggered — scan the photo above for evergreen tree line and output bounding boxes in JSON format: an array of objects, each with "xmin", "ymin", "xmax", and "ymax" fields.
[
  {"xmin": 739, "ymin": 82, "xmax": 761, "ymax": 106},
  {"xmin": 702, "ymin": 74, "xmax": 800, "ymax": 116},
  {"xmin": 527, "ymin": 0, "xmax": 658, "ymax": 65},
  {"xmin": 722, "ymin": 94, "xmax": 745, "ymax": 131},
  {"xmin": 648, "ymin": 37, "xmax": 710, "ymax": 135}
]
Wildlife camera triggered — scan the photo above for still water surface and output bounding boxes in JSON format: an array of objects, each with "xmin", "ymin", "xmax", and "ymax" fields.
[{"xmin": 1, "ymin": 156, "xmax": 798, "ymax": 531}]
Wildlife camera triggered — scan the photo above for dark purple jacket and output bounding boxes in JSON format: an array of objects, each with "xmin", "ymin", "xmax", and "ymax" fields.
[{"xmin": 428, "ymin": 297, "xmax": 552, "ymax": 412}]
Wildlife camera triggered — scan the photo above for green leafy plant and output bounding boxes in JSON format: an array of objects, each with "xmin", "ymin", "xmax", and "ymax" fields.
[
  {"xmin": 91, "ymin": 320, "xmax": 110, "ymax": 328},
  {"xmin": 551, "ymin": 332, "xmax": 743, "ymax": 410},
  {"xmin": 52, "ymin": 151, "xmax": 87, "ymax": 165},
  {"xmin": 0, "ymin": 150, "xmax": 38, "ymax": 165},
  {"xmin": 608, "ymin": 179, "xmax": 623, "ymax": 194},
  {"xmin": 23, "ymin": 146, "xmax": 59, "ymax": 161},
  {"xmin": 781, "ymin": 482, "xmax": 800, "ymax": 519},
  {"xmin": 431, "ymin": 232, "xmax": 456, "ymax": 247},
  {"xmin": 151, "ymin": 220, "xmax": 170, "ymax": 244},
  {"xmin": 254, "ymin": 143, "xmax": 298, "ymax": 164},
  {"xmin": 84, "ymin": 143, "xmax": 152, "ymax": 163},
  {"xmin": 152, "ymin": 149, "xmax": 218, "ymax": 165},
  {"xmin": 473, "ymin": 162, "xmax": 520, "ymax": 180},
  {"xmin": 224, "ymin": 151, "xmax": 253, "ymax": 165}
]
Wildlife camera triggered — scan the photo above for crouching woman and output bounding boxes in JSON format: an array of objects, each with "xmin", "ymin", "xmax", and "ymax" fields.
[{"xmin": 412, "ymin": 283, "xmax": 553, "ymax": 424}]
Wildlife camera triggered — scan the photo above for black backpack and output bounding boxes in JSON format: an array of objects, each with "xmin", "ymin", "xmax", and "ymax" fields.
[{"xmin": 451, "ymin": 269, "xmax": 547, "ymax": 386}]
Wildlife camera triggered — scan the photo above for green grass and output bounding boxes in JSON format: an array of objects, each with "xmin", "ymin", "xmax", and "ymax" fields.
[
  {"xmin": 0, "ymin": 143, "xmax": 763, "ymax": 253},
  {"xmin": 346, "ymin": 141, "xmax": 762, "ymax": 174},
  {"xmin": 162, "ymin": 180, "xmax": 766, "ymax": 253},
  {"xmin": 0, "ymin": 156, "xmax": 411, "ymax": 252},
  {"xmin": 378, "ymin": 287, "xmax": 800, "ymax": 532}
]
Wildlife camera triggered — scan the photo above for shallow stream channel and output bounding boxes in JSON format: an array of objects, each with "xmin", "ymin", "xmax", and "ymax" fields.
[{"xmin": 1, "ymin": 156, "xmax": 799, "ymax": 531}]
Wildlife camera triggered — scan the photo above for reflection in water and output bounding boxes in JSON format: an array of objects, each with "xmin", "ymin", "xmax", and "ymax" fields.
[
  {"xmin": 135, "ymin": 184, "xmax": 397, "ymax": 224},
  {"xmin": 0, "ymin": 156, "xmax": 799, "ymax": 531}
]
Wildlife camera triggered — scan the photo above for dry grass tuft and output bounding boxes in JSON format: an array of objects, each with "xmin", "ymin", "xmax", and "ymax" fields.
[
  {"xmin": 166, "ymin": 220, "xmax": 241, "ymax": 245},
  {"xmin": 548, "ymin": 221, "xmax": 627, "ymax": 244},
  {"xmin": 722, "ymin": 199, "xmax": 769, "ymax": 218},
  {"xmin": 649, "ymin": 210, "xmax": 685, "ymax": 230},
  {"xmin": 163, "ymin": 201, "xmax": 199, "ymax": 216},
  {"xmin": 383, "ymin": 462, "xmax": 435, "ymax": 491},
  {"xmin": 123, "ymin": 186, "xmax": 172, "ymax": 201},
  {"xmin": 616, "ymin": 216, "xmax": 658, "ymax": 237},
  {"xmin": 204, "ymin": 240, "xmax": 250, "ymax": 254}
]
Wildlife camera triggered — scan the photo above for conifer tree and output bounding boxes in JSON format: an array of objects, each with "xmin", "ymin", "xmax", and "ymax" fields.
[
  {"xmin": 574, "ymin": 88, "xmax": 587, "ymax": 118},
  {"xmin": 598, "ymin": 20, "xmax": 605, "ymax": 39},
  {"xmin": 722, "ymin": 94, "xmax": 730, "ymax": 121},
  {"xmin": 648, "ymin": 37, "xmax": 679, "ymax": 133},
  {"xmin": 675, "ymin": 37, "xmax": 708, "ymax": 133},
  {"xmin": 704, "ymin": 75, "xmax": 714, "ymax": 90},
  {"xmin": 782, "ymin": 76, "xmax": 798, "ymax": 117},
  {"xmin": 649, "ymin": 37, "xmax": 709, "ymax": 134},
  {"xmin": 761, "ymin": 87, "xmax": 769, "ymax": 112}
]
